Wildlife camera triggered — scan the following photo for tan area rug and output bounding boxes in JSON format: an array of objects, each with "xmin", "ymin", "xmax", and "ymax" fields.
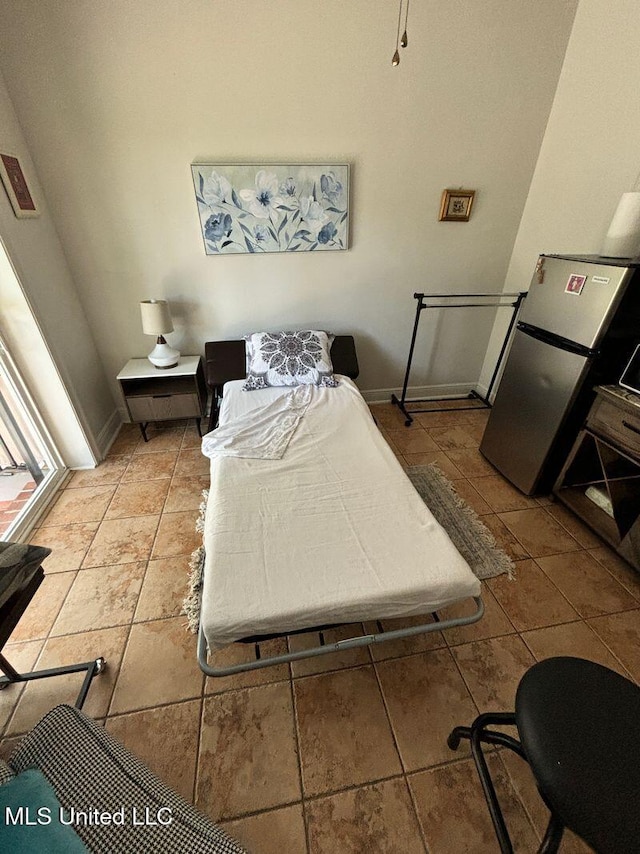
[{"xmin": 406, "ymin": 463, "xmax": 514, "ymax": 580}]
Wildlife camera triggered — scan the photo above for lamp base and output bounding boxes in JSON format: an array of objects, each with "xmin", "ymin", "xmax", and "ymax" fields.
[{"xmin": 147, "ymin": 338, "xmax": 180, "ymax": 369}]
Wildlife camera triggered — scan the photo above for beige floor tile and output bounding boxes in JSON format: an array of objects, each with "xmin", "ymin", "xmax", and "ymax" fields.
[
  {"xmin": 365, "ymin": 614, "xmax": 445, "ymax": 662},
  {"xmin": 536, "ymin": 551, "xmax": 638, "ymax": 618},
  {"xmin": 197, "ymin": 682, "xmax": 300, "ymax": 820},
  {"xmin": 294, "ymin": 665, "xmax": 401, "ymax": 796},
  {"xmin": 0, "ymin": 640, "xmax": 43, "ymax": 733},
  {"xmin": 368, "ymin": 403, "xmax": 408, "ymax": 430},
  {"xmin": 479, "ymin": 515, "xmax": 531, "ymax": 561},
  {"xmin": 289, "ymin": 623, "xmax": 370, "ymax": 677},
  {"xmin": 204, "ymin": 638, "xmax": 290, "ymax": 694},
  {"xmin": 500, "ymin": 751, "xmax": 594, "ymax": 853},
  {"xmin": 445, "ymin": 447, "xmax": 496, "ymax": 477},
  {"xmin": 376, "ymin": 648, "xmax": 477, "ymax": 771},
  {"xmin": 82, "ymin": 515, "xmax": 159, "ymax": 567},
  {"xmin": 223, "ymin": 803, "xmax": 307, "ymax": 854},
  {"xmin": 498, "ymin": 508, "xmax": 581, "ymax": 557},
  {"xmin": 448, "ymin": 479, "xmax": 492, "ymax": 515},
  {"xmin": 487, "ymin": 559, "xmax": 579, "ymax": 631},
  {"xmin": 105, "ymin": 479, "xmax": 170, "ymax": 519},
  {"xmin": 428, "ymin": 425, "xmax": 481, "ymax": 450},
  {"xmin": 544, "ymin": 503, "xmax": 605, "ymax": 550},
  {"xmin": 588, "ymin": 609, "xmax": 640, "ymax": 682},
  {"xmin": 384, "ymin": 428, "xmax": 440, "ymax": 455},
  {"xmin": 7, "ymin": 626, "xmax": 128, "ymax": 735},
  {"xmin": 110, "ymin": 617, "xmax": 203, "ymax": 714},
  {"xmin": 52, "ymin": 561, "xmax": 145, "ymax": 635},
  {"xmin": 464, "ymin": 419, "xmax": 488, "ymax": 443},
  {"xmin": 121, "ymin": 451, "xmax": 178, "ymax": 482},
  {"xmin": 521, "ymin": 621, "xmax": 631, "ymax": 679},
  {"xmin": 413, "ymin": 409, "xmax": 478, "ymax": 428},
  {"xmin": 134, "ymin": 556, "xmax": 190, "ymax": 622},
  {"xmin": 66, "ymin": 457, "xmax": 129, "ymax": 487},
  {"xmin": 106, "ymin": 699, "xmax": 200, "ymax": 801},
  {"xmin": 182, "ymin": 422, "xmax": 204, "ymax": 449},
  {"xmin": 468, "ymin": 475, "xmax": 538, "ymax": 513},
  {"xmin": 452, "ymin": 635, "xmax": 535, "ymax": 711},
  {"xmin": 588, "ymin": 547, "xmax": 640, "ymax": 601},
  {"xmin": 464, "ymin": 408, "xmax": 491, "ymax": 425},
  {"xmin": 41, "ymin": 484, "xmax": 115, "ymax": 525},
  {"xmin": 133, "ymin": 426, "xmax": 184, "ymax": 454},
  {"xmin": 9, "ymin": 571, "xmax": 76, "ymax": 642},
  {"xmin": 164, "ymin": 476, "xmax": 209, "ymax": 512},
  {"xmin": 28, "ymin": 523, "xmax": 99, "ymax": 572},
  {"xmin": 305, "ymin": 777, "xmax": 425, "ymax": 854},
  {"xmin": 107, "ymin": 431, "xmax": 139, "ymax": 457},
  {"xmin": 174, "ymin": 449, "xmax": 210, "ymax": 478},
  {"xmin": 440, "ymin": 585, "xmax": 515, "ymax": 646},
  {"xmin": 409, "ymin": 754, "xmax": 538, "ymax": 853},
  {"xmin": 152, "ymin": 510, "xmax": 201, "ymax": 558}
]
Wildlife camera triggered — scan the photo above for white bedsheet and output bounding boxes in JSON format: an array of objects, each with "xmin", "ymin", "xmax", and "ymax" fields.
[{"xmin": 201, "ymin": 376, "xmax": 481, "ymax": 650}]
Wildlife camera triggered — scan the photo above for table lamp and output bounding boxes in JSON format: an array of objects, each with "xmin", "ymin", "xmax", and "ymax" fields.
[{"xmin": 140, "ymin": 299, "xmax": 180, "ymax": 369}]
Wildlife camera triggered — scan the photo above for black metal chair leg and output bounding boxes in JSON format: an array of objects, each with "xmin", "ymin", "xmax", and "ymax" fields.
[
  {"xmin": 538, "ymin": 815, "xmax": 564, "ymax": 854},
  {"xmin": 448, "ymin": 713, "xmax": 522, "ymax": 854},
  {"xmin": 470, "ymin": 722, "xmax": 514, "ymax": 854}
]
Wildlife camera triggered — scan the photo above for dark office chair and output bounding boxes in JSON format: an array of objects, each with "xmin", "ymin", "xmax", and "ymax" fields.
[{"xmin": 448, "ymin": 657, "xmax": 640, "ymax": 854}]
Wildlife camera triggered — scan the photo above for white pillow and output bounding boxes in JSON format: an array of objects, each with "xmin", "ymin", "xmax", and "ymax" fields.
[{"xmin": 243, "ymin": 330, "xmax": 339, "ymax": 390}]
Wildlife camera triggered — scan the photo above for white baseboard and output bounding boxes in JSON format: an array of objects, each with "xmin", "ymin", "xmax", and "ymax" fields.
[
  {"xmin": 361, "ymin": 382, "xmax": 485, "ymax": 405},
  {"xmin": 95, "ymin": 408, "xmax": 123, "ymax": 461}
]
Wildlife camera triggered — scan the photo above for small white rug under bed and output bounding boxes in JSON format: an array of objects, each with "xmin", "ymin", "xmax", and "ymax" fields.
[{"xmin": 196, "ymin": 376, "xmax": 483, "ymax": 675}]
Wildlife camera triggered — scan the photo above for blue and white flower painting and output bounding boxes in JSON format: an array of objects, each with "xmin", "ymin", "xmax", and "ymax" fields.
[{"xmin": 191, "ymin": 164, "xmax": 349, "ymax": 254}]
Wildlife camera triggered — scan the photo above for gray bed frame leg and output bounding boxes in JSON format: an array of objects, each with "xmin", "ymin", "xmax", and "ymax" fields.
[{"xmin": 198, "ymin": 596, "xmax": 484, "ymax": 677}]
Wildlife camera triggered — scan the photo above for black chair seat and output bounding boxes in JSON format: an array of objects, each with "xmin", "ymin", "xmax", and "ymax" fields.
[{"xmin": 516, "ymin": 656, "xmax": 640, "ymax": 854}]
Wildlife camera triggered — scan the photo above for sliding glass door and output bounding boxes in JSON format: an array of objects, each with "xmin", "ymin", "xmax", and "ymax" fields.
[{"xmin": 0, "ymin": 335, "xmax": 65, "ymax": 540}]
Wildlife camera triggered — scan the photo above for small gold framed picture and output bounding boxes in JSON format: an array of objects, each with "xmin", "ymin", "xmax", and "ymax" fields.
[
  {"xmin": 0, "ymin": 153, "xmax": 38, "ymax": 218},
  {"xmin": 439, "ymin": 189, "xmax": 475, "ymax": 222}
]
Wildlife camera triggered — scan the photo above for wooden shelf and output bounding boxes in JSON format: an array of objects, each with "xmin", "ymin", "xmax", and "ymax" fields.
[
  {"xmin": 553, "ymin": 386, "xmax": 640, "ymax": 571},
  {"xmin": 555, "ymin": 486, "xmax": 621, "ymax": 549}
]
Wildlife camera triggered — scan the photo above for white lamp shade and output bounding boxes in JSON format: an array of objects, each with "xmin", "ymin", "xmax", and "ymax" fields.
[
  {"xmin": 601, "ymin": 192, "xmax": 640, "ymax": 258},
  {"xmin": 140, "ymin": 299, "xmax": 174, "ymax": 336}
]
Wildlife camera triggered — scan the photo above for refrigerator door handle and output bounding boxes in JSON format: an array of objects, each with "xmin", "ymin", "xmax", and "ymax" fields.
[{"xmin": 516, "ymin": 322, "xmax": 599, "ymax": 358}]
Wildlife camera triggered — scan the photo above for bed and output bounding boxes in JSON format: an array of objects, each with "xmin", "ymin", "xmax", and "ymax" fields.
[{"xmin": 197, "ymin": 335, "xmax": 483, "ymax": 676}]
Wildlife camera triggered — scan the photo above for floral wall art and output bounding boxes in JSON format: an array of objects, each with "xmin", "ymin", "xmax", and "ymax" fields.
[{"xmin": 191, "ymin": 164, "xmax": 349, "ymax": 254}]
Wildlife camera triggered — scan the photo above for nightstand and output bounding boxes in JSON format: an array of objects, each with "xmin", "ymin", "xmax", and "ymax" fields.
[{"xmin": 117, "ymin": 356, "xmax": 207, "ymax": 441}]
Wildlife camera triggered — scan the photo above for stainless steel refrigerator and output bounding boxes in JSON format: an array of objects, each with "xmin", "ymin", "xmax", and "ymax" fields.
[{"xmin": 480, "ymin": 254, "xmax": 640, "ymax": 495}]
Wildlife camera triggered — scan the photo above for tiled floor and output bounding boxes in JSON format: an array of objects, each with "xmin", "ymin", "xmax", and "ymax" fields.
[
  {"xmin": 1, "ymin": 407, "xmax": 639, "ymax": 852},
  {"xmin": 0, "ymin": 474, "xmax": 37, "ymax": 536}
]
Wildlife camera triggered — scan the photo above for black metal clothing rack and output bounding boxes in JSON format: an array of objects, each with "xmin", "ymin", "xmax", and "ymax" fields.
[{"xmin": 391, "ymin": 291, "xmax": 527, "ymax": 426}]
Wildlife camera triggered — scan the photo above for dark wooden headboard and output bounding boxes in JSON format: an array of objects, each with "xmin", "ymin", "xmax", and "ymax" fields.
[{"xmin": 204, "ymin": 335, "xmax": 359, "ymax": 391}]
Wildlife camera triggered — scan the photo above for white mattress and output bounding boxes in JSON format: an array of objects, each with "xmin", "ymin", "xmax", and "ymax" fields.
[{"xmin": 201, "ymin": 376, "xmax": 481, "ymax": 650}]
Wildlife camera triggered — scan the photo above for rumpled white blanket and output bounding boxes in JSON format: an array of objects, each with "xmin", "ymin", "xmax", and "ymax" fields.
[{"xmin": 201, "ymin": 384, "xmax": 312, "ymax": 460}]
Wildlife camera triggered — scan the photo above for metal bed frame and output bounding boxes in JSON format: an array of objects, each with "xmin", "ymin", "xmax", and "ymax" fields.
[
  {"xmin": 198, "ymin": 596, "xmax": 485, "ymax": 677},
  {"xmin": 197, "ymin": 334, "xmax": 485, "ymax": 677}
]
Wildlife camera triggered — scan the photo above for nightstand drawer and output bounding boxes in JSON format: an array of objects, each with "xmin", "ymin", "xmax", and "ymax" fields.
[
  {"xmin": 127, "ymin": 393, "xmax": 200, "ymax": 422},
  {"xmin": 588, "ymin": 398, "xmax": 640, "ymax": 458}
]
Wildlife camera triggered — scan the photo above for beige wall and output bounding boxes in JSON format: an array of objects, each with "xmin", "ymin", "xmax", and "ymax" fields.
[
  {"xmin": 480, "ymin": 0, "xmax": 640, "ymax": 392},
  {"xmin": 0, "ymin": 0, "xmax": 576, "ymax": 420},
  {"xmin": 505, "ymin": 0, "xmax": 640, "ymax": 289},
  {"xmin": 0, "ymin": 69, "xmax": 116, "ymax": 467}
]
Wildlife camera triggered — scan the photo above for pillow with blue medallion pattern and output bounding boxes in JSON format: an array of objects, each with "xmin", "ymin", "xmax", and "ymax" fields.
[{"xmin": 243, "ymin": 330, "xmax": 339, "ymax": 390}]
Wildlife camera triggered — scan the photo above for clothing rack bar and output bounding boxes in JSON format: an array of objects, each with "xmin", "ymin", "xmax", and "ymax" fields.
[{"xmin": 391, "ymin": 291, "xmax": 527, "ymax": 426}]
